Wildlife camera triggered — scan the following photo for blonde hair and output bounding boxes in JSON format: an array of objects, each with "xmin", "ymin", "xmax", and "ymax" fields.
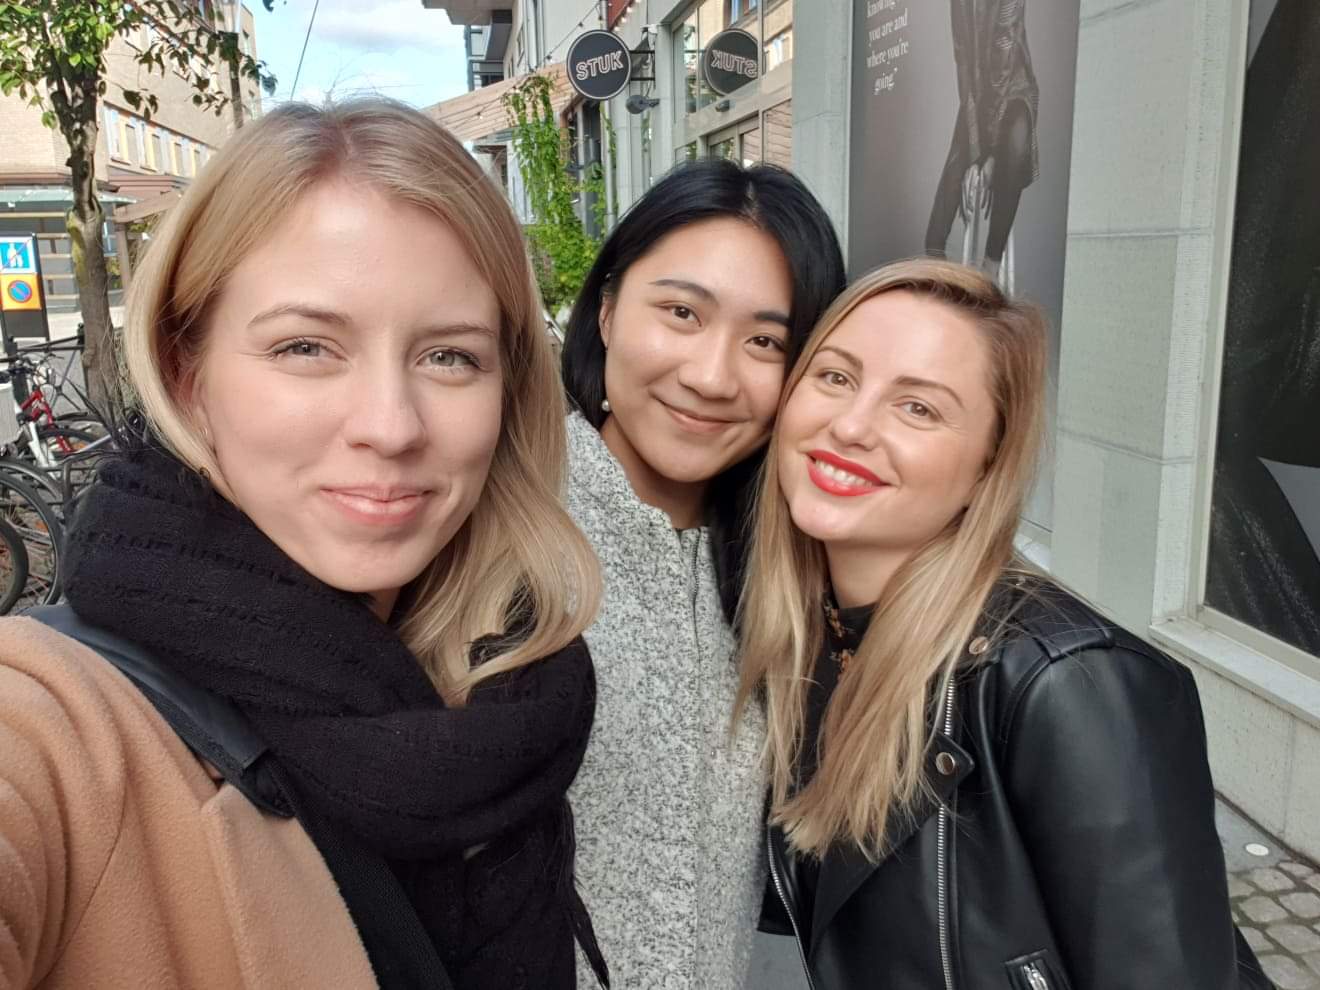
[
  {"xmin": 122, "ymin": 98, "xmax": 600, "ymax": 703},
  {"xmin": 735, "ymin": 258, "xmax": 1047, "ymax": 858}
]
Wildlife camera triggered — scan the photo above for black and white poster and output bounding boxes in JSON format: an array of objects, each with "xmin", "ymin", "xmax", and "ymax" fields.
[
  {"xmin": 847, "ymin": 0, "xmax": 1079, "ymax": 312},
  {"xmin": 1205, "ymin": 0, "xmax": 1320, "ymax": 658},
  {"xmin": 846, "ymin": 0, "xmax": 1081, "ymax": 528}
]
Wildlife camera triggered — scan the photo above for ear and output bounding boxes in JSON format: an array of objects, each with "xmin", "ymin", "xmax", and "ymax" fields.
[{"xmin": 598, "ymin": 293, "xmax": 615, "ymax": 349}]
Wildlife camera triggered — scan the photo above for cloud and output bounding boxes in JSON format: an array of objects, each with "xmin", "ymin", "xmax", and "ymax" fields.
[{"xmin": 311, "ymin": 0, "xmax": 466, "ymax": 55}]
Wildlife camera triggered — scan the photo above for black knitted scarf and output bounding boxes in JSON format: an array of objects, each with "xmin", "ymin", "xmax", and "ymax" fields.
[{"xmin": 61, "ymin": 448, "xmax": 602, "ymax": 990}]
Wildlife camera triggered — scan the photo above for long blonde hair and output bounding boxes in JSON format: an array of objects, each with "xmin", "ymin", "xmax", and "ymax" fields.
[
  {"xmin": 123, "ymin": 98, "xmax": 600, "ymax": 703},
  {"xmin": 735, "ymin": 258, "xmax": 1047, "ymax": 858}
]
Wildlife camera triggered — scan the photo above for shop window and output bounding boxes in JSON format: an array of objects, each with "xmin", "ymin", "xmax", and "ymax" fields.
[
  {"xmin": 674, "ymin": 0, "xmax": 760, "ymax": 118},
  {"xmin": 763, "ymin": 99, "xmax": 792, "ymax": 168},
  {"xmin": 1203, "ymin": 0, "xmax": 1320, "ymax": 664}
]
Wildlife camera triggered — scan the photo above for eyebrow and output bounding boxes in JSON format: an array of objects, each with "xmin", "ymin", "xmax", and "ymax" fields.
[
  {"xmin": 814, "ymin": 347, "xmax": 968, "ymax": 410},
  {"xmin": 247, "ymin": 303, "xmax": 497, "ymax": 339},
  {"xmin": 894, "ymin": 374, "xmax": 966, "ymax": 411},
  {"xmin": 649, "ymin": 278, "xmax": 791, "ymax": 329}
]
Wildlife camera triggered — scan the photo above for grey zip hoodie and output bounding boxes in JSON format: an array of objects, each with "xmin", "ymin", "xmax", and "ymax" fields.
[{"xmin": 565, "ymin": 413, "xmax": 768, "ymax": 990}]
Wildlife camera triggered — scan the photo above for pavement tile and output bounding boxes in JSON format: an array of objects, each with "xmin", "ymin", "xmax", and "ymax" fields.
[
  {"xmin": 1283, "ymin": 862, "xmax": 1316, "ymax": 878},
  {"xmin": 1243, "ymin": 895, "xmax": 1291, "ymax": 924},
  {"xmin": 1242, "ymin": 926, "xmax": 1274, "ymax": 954},
  {"xmin": 1230, "ymin": 875, "xmax": 1255, "ymax": 898},
  {"xmin": 1308, "ymin": 874, "xmax": 1320, "ymax": 895},
  {"xmin": 1283, "ymin": 892, "xmax": 1320, "ymax": 920},
  {"xmin": 1252, "ymin": 867, "xmax": 1299, "ymax": 893},
  {"xmin": 1269, "ymin": 924, "xmax": 1320, "ymax": 954},
  {"xmin": 1261, "ymin": 954, "xmax": 1320, "ymax": 989},
  {"xmin": 1305, "ymin": 950, "xmax": 1320, "ymax": 979}
]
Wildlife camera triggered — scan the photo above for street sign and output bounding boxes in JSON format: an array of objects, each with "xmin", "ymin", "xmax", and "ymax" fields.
[
  {"xmin": 567, "ymin": 30, "xmax": 632, "ymax": 101},
  {"xmin": 702, "ymin": 28, "xmax": 760, "ymax": 96},
  {"xmin": 1, "ymin": 237, "xmax": 37, "ymax": 275},
  {"xmin": 0, "ymin": 235, "xmax": 50, "ymax": 342},
  {"xmin": 1, "ymin": 275, "xmax": 41, "ymax": 312}
]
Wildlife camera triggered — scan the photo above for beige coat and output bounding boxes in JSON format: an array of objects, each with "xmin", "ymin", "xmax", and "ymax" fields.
[{"xmin": 0, "ymin": 617, "xmax": 378, "ymax": 990}]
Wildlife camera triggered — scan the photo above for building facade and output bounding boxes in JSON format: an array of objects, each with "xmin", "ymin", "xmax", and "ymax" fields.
[{"xmin": 0, "ymin": 2, "xmax": 261, "ymax": 312}]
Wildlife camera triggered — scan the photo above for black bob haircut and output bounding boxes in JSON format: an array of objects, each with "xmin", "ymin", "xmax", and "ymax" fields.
[{"xmin": 561, "ymin": 156, "xmax": 846, "ymax": 623}]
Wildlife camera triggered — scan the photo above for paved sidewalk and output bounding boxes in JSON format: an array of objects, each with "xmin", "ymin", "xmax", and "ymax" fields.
[
  {"xmin": 750, "ymin": 799, "xmax": 1317, "ymax": 988},
  {"xmin": 1221, "ymin": 801, "xmax": 1320, "ymax": 989}
]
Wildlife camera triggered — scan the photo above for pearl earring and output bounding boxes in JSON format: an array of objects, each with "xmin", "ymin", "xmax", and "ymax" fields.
[{"xmin": 601, "ymin": 398, "xmax": 611, "ymax": 413}]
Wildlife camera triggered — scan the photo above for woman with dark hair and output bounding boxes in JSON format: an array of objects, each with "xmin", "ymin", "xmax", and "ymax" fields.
[{"xmin": 562, "ymin": 157, "xmax": 845, "ymax": 988}]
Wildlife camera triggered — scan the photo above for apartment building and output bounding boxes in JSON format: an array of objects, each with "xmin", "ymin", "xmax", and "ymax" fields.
[{"xmin": 0, "ymin": 1, "xmax": 261, "ymax": 311}]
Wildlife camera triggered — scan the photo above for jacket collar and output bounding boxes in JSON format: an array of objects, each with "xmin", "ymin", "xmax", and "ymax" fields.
[{"xmin": 809, "ymin": 730, "xmax": 976, "ymax": 958}]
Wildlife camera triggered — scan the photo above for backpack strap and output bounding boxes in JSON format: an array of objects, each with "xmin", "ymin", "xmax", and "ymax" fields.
[{"xmin": 26, "ymin": 604, "xmax": 292, "ymax": 818}]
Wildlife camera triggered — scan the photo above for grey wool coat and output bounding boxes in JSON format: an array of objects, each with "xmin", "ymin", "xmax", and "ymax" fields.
[{"xmin": 565, "ymin": 412, "xmax": 768, "ymax": 990}]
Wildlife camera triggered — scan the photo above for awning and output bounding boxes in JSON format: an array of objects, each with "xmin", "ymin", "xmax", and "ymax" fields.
[
  {"xmin": 0, "ymin": 184, "xmax": 137, "ymax": 205},
  {"xmin": 426, "ymin": 63, "xmax": 574, "ymax": 144}
]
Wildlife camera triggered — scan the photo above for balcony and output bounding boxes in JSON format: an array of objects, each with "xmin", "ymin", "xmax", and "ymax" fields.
[{"xmin": 420, "ymin": 0, "xmax": 512, "ymax": 26}]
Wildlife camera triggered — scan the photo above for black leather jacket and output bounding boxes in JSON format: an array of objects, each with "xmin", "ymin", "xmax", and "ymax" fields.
[{"xmin": 763, "ymin": 584, "xmax": 1272, "ymax": 990}]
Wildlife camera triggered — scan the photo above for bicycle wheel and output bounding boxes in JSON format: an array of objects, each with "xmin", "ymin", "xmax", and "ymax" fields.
[
  {"xmin": 0, "ymin": 514, "xmax": 28, "ymax": 615},
  {"xmin": 0, "ymin": 470, "xmax": 64, "ymax": 607}
]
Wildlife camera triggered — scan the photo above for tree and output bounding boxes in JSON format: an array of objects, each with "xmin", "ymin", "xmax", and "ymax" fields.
[{"xmin": 0, "ymin": 0, "xmax": 277, "ymax": 405}]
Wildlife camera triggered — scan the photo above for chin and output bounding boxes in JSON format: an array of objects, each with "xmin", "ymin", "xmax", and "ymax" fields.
[{"xmin": 787, "ymin": 499, "xmax": 857, "ymax": 546}]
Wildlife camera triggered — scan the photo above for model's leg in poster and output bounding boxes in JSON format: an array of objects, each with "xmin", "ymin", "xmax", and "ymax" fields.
[
  {"xmin": 983, "ymin": 99, "xmax": 1033, "ymax": 280},
  {"xmin": 925, "ymin": 120, "xmax": 971, "ymax": 259}
]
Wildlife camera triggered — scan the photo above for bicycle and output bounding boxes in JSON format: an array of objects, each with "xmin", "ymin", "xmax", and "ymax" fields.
[{"xmin": 0, "ymin": 513, "xmax": 28, "ymax": 615}]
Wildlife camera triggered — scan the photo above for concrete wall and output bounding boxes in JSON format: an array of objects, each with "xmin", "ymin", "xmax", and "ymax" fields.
[{"xmin": 792, "ymin": 0, "xmax": 1320, "ymax": 863}]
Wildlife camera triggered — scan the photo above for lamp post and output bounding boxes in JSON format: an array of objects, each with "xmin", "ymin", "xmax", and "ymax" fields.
[{"xmin": 217, "ymin": 0, "xmax": 245, "ymax": 130}]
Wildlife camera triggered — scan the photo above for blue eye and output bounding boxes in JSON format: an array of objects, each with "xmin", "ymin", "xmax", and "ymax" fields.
[
  {"xmin": 427, "ymin": 348, "xmax": 478, "ymax": 370},
  {"xmin": 273, "ymin": 338, "xmax": 323, "ymax": 359}
]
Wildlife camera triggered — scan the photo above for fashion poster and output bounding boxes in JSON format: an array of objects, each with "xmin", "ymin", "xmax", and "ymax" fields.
[
  {"xmin": 846, "ymin": 0, "xmax": 1080, "ymax": 528},
  {"xmin": 1205, "ymin": 0, "xmax": 1320, "ymax": 659}
]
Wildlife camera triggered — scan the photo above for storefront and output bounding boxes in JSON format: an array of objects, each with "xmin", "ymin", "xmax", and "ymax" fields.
[{"xmin": 602, "ymin": 0, "xmax": 794, "ymax": 215}]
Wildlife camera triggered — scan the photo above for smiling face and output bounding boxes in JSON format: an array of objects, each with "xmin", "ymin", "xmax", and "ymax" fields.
[
  {"xmin": 777, "ymin": 290, "xmax": 1000, "ymax": 602},
  {"xmin": 597, "ymin": 217, "xmax": 793, "ymax": 524},
  {"xmin": 189, "ymin": 178, "xmax": 504, "ymax": 618}
]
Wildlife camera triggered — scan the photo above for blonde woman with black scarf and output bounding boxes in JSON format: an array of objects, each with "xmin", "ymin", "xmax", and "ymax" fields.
[{"xmin": 738, "ymin": 259, "xmax": 1271, "ymax": 990}]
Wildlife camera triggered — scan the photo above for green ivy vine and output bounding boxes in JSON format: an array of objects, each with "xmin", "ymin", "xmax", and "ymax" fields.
[{"xmin": 503, "ymin": 72, "xmax": 613, "ymax": 315}]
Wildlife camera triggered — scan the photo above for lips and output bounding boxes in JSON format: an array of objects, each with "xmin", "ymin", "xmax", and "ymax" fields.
[
  {"xmin": 321, "ymin": 486, "xmax": 432, "ymax": 525},
  {"xmin": 805, "ymin": 449, "xmax": 887, "ymax": 497},
  {"xmin": 659, "ymin": 399, "xmax": 740, "ymax": 435}
]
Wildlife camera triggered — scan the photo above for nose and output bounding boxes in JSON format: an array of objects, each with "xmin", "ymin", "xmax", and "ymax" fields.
[
  {"xmin": 828, "ymin": 394, "xmax": 881, "ymax": 450},
  {"xmin": 675, "ymin": 333, "xmax": 739, "ymax": 401},
  {"xmin": 342, "ymin": 361, "xmax": 427, "ymax": 457}
]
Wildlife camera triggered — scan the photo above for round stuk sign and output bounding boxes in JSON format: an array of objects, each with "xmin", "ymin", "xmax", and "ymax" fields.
[
  {"xmin": 702, "ymin": 28, "xmax": 760, "ymax": 96},
  {"xmin": 7, "ymin": 281, "xmax": 32, "ymax": 304},
  {"xmin": 567, "ymin": 29, "xmax": 631, "ymax": 101}
]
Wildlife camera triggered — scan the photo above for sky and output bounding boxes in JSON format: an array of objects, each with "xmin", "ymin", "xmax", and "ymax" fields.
[{"xmin": 249, "ymin": 0, "xmax": 471, "ymax": 111}]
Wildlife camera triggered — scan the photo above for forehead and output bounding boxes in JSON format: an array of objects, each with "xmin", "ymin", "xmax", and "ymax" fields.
[
  {"xmin": 216, "ymin": 180, "xmax": 501, "ymax": 329},
  {"xmin": 623, "ymin": 217, "xmax": 792, "ymax": 303},
  {"xmin": 821, "ymin": 290, "xmax": 989, "ymax": 381}
]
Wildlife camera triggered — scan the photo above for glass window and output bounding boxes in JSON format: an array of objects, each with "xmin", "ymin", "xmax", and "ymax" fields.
[
  {"xmin": 739, "ymin": 123, "xmax": 761, "ymax": 166},
  {"xmin": 763, "ymin": 0, "xmax": 793, "ymax": 72},
  {"xmin": 640, "ymin": 110, "xmax": 653, "ymax": 189},
  {"xmin": 710, "ymin": 135, "xmax": 736, "ymax": 160},
  {"xmin": 1203, "ymin": 0, "xmax": 1320, "ymax": 663},
  {"xmin": 763, "ymin": 99, "xmax": 792, "ymax": 168},
  {"xmin": 132, "ymin": 121, "xmax": 147, "ymax": 165},
  {"xmin": 675, "ymin": 9, "xmax": 701, "ymax": 114},
  {"xmin": 676, "ymin": 142, "xmax": 698, "ymax": 164},
  {"xmin": 104, "ymin": 108, "xmax": 121, "ymax": 158},
  {"xmin": 674, "ymin": 0, "xmax": 761, "ymax": 119}
]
